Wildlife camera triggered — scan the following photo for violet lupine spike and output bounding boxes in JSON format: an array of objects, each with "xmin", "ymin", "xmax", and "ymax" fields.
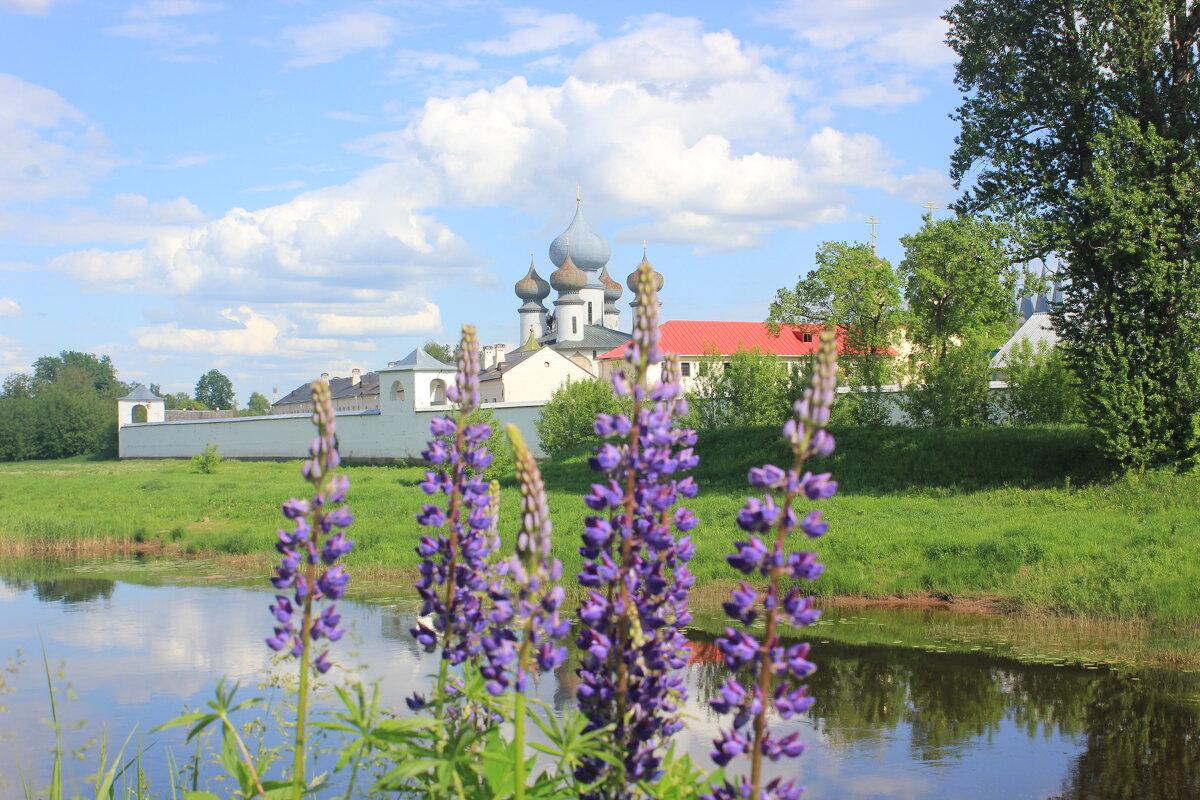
[
  {"xmin": 410, "ymin": 325, "xmax": 501, "ymax": 670},
  {"xmin": 266, "ymin": 378, "xmax": 354, "ymax": 674},
  {"xmin": 478, "ymin": 425, "xmax": 569, "ymax": 696},
  {"xmin": 575, "ymin": 258, "xmax": 699, "ymax": 797},
  {"xmin": 703, "ymin": 328, "xmax": 838, "ymax": 800}
]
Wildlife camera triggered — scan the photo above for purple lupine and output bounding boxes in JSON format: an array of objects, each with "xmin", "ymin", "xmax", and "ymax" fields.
[
  {"xmin": 478, "ymin": 425, "xmax": 569, "ymax": 696},
  {"xmin": 702, "ymin": 329, "xmax": 838, "ymax": 800},
  {"xmin": 575, "ymin": 260, "xmax": 699, "ymax": 797},
  {"xmin": 266, "ymin": 377, "xmax": 354, "ymax": 673},
  {"xmin": 411, "ymin": 325, "xmax": 501, "ymax": 669}
]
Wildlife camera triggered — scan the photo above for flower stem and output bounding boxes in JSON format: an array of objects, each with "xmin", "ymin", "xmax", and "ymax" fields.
[{"xmin": 292, "ymin": 510, "xmax": 318, "ymax": 800}]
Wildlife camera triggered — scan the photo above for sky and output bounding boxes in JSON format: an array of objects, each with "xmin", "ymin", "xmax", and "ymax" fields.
[{"xmin": 0, "ymin": 0, "xmax": 962, "ymax": 405}]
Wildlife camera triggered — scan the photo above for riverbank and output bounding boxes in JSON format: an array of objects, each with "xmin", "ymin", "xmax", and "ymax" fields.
[{"xmin": 1, "ymin": 425, "xmax": 1197, "ymax": 622}]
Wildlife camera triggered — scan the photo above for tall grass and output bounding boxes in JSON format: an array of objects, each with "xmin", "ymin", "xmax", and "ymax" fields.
[{"xmin": 1, "ymin": 425, "xmax": 1198, "ymax": 621}]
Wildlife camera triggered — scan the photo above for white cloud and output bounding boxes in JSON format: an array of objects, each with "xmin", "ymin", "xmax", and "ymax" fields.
[
  {"xmin": 469, "ymin": 8, "xmax": 597, "ymax": 56},
  {"xmin": 105, "ymin": 0, "xmax": 221, "ymax": 56},
  {"xmin": 831, "ymin": 76, "xmax": 928, "ymax": 109},
  {"xmin": 0, "ymin": 194, "xmax": 206, "ymax": 244},
  {"xmin": 134, "ymin": 306, "xmax": 380, "ymax": 357},
  {"xmin": 127, "ymin": 0, "xmax": 222, "ymax": 18},
  {"xmin": 391, "ymin": 49, "xmax": 480, "ymax": 75},
  {"xmin": 159, "ymin": 152, "xmax": 223, "ymax": 168},
  {"xmin": 246, "ymin": 179, "xmax": 306, "ymax": 193},
  {"xmin": 282, "ymin": 11, "xmax": 400, "ymax": 68},
  {"xmin": 325, "ymin": 110, "xmax": 372, "ymax": 123},
  {"xmin": 0, "ymin": 334, "xmax": 26, "ymax": 376},
  {"xmin": 0, "ymin": 74, "xmax": 117, "ymax": 207},
  {"xmin": 0, "ymin": 297, "xmax": 20, "ymax": 316},
  {"xmin": 765, "ymin": 0, "xmax": 952, "ymax": 67},
  {"xmin": 0, "ymin": 0, "xmax": 53, "ymax": 13}
]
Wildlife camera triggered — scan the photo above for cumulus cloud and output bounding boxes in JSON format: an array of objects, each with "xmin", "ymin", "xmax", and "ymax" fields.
[
  {"xmin": 0, "ymin": 193, "xmax": 206, "ymax": 244},
  {"xmin": 133, "ymin": 306, "xmax": 379, "ymax": 357},
  {"xmin": 469, "ymin": 8, "xmax": 597, "ymax": 56},
  {"xmin": 766, "ymin": 0, "xmax": 952, "ymax": 67},
  {"xmin": 0, "ymin": 297, "xmax": 20, "ymax": 316},
  {"xmin": 0, "ymin": 334, "xmax": 27, "ymax": 376},
  {"xmin": 282, "ymin": 11, "xmax": 400, "ymax": 68},
  {"xmin": 0, "ymin": 74, "xmax": 117, "ymax": 207}
]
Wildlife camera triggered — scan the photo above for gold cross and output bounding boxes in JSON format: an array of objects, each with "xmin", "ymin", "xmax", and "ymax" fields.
[
  {"xmin": 576, "ymin": 185, "xmax": 581, "ymax": 202},
  {"xmin": 922, "ymin": 201, "xmax": 938, "ymax": 216},
  {"xmin": 865, "ymin": 216, "xmax": 880, "ymax": 253}
]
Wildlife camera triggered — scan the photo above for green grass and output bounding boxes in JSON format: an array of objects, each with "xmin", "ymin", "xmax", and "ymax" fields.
[{"xmin": 0, "ymin": 425, "xmax": 1197, "ymax": 622}]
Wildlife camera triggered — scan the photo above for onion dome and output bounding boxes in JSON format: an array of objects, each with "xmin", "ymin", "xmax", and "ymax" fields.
[
  {"xmin": 626, "ymin": 253, "xmax": 664, "ymax": 294},
  {"xmin": 599, "ymin": 265, "xmax": 622, "ymax": 303},
  {"xmin": 514, "ymin": 258, "xmax": 551, "ymax": 302},
  {"xmin": 550, "ymin": 251, "xmax": 587, "ymax": 294},
  {"xmin": 549, "ymin": 199, "xmax": 610, "ymax": 272}
]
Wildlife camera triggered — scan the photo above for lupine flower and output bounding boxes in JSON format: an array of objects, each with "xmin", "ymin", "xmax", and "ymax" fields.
[
  {"xmin": 265, "ymin": 378, "xmax": 354, "ymax": 674},
  {"xmin": 703, "ymin": 328, "xmax": 839, "ymax": 800},
  {"xmin": 410, "ymin": 325, "xmax": 501, "ymax": 669},
  {"xmin": 574, "ymin": 259, "xmax": 699, "ymax": 797},
  {"xmin": 478, "ymin": 425, "xmax": 569, "ymax": 697}
]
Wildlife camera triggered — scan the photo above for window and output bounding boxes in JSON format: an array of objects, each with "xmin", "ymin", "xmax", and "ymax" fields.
[
  {"xmin": 680, "ymin": 362, "xmax": 691, "ymax": 377},
  {"xmin": 572, "ymin": 317, "xmax": 578, "ymax": 334},
  {"xmin": 391, "ymin": 380, "xmax": 405, "ymax": 403},
  {"xmin": 430, "ymin": 379, "xmax": 447, "ymax": 405},
  {"xmin": 587, "ymin": 302, "xmax": 593, "ymax": 324},
  {"xmin": 724, "ymin": 362, "xmax": 731, "ymax": 371},
  {"xmin": 803, "ymin": 332, "xmax": 813, "ymax": 343}
]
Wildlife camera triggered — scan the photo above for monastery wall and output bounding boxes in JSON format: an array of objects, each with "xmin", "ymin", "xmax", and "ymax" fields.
[{"xmin": 118, "ymin": 401, "xmax": 546, "ymax": 461}]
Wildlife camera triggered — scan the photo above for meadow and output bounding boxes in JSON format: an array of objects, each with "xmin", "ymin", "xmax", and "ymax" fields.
[{"xmin": 1, "ymin": 424, "xmax": 1197, "ymax": 622}]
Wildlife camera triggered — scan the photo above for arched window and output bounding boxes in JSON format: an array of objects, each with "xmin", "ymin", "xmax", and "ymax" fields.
[
  {"xmin": 430, "ymin": 379, "xmax": 447, "ymax": 405},
  {"xmin": 391, "ymin": 380, "xmax": 405, "ymax": 403},
  {"xmin": 132, "ymin": 404, "xmax": 148, "ymax": 423}
]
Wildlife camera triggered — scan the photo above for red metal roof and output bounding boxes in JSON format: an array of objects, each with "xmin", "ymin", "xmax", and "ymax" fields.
[{"xmin": 597, "ymin": 320, "xmax": 889, "ymax": 360}]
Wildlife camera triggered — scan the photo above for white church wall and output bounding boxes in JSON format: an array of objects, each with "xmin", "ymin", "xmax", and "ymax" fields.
[{"xmin": 119, "ymin": 399, "xmax": 548, "ymax": 461}]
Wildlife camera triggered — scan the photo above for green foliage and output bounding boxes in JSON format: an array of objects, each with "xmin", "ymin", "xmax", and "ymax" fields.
[
  {"xmin": 1, "ymin": 373, "xmax": 34, "ymax": 399},
  {"xmin": 190, "ymin": 443, "xmax": 222, "ymax": 474},
  {"xmin": 946, "ymin": 1, "xmax": 1200, "ymax": 467},
  {"xmin": 469, "ymin": 407, "xmax": 515, "ymax": 479},
  {"xmin": 902, "ymin": 343, "xmax": 995, "ymax": 428},
  {"xmin": 686, "ymin": 347, "xmax": 791, "ymax": 429},
  {"xmin": 898, "ymin": 213, "xmax": 1026, "ymax": 358},
  {"xmin": 163, "ymin": 392, "xmax": 205, "ymax": 411},
  {"xmin": 1000, "ymin": 339, "xmax": 1081, "ymax": 426},
  {"xmin": 536, "ymin": 378, "xmax": 630, "ymax": 457},
  {"xmin": 767, "ymin": 240, "xmax": 902, "ymax": 387},
  {"xmin": 32, "ymin": 351, "xmax": 125, "ymax": 398},
  {"xmin": 423, "ymin": 340, "xmax": 457, "ymax": 364},
  {"xmin": 243, "ymin": 392, "xmax": 272, "ymax": 417},
  {"xmin": 194, "ymin": 370, "xmax": 235, "ymax": 411}
]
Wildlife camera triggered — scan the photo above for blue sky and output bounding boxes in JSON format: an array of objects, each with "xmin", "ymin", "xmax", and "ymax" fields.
[{"xmin": 0, "ymin": 0, "xmax": 960, "ymax": 404}]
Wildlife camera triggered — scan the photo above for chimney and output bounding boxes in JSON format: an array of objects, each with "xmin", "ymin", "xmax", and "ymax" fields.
[
  {"xmin": 351, "ymin": 367, "xmax": 361, "ymax": 386},
  {"xmin": 320, "ymin": 372, "xmax": 329, "ymax": 382},
  {"xmin": 495, "ymin": 344, "xmax": 507, "ymax": 365},
  {"xmin": 482, "ymin": 345, "xmax": 495, "ymax": 369}
]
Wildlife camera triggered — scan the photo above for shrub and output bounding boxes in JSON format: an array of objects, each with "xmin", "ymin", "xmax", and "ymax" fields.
[
  {"xmin": 1001, "ymin": 339, "xmax": 1081, "ymax": 425},
  {"xmin": 902, "ymin": 343, "xmax": 995, "ymax": 427},
  {"xmin": 687, "ymin": 346, "xmax": 791, "ymax": 429},
  {"xmin": 535, "ymin": 377, "xmax": 630, "ymax": 457},
  {"xmin": 190, "ymin": 442, "xmax": 222, "ymax": 473}
]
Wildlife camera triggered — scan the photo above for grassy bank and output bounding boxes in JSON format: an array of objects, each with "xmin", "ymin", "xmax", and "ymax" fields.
[{"xmin": 0, "ymin": 425, "xmax": 1197, "ymax": 622}]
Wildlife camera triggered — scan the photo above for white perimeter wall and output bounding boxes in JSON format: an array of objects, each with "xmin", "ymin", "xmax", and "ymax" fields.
[{"xmin": 119, "ymin": 402, "xmax": 546, "ymax": 461}]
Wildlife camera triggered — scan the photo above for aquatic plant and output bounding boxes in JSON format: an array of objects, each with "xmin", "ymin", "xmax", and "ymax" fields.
[
  {"xmin": 263, "ymin": 377, "xmax": 354, "ymax": 798},
  {"xmin": 703, "ymin": 328, "xmax": 838, "ymax": 800},
  {"xmin": 574, "ymin": 259, "xmax": 700, "ymax": 798}
]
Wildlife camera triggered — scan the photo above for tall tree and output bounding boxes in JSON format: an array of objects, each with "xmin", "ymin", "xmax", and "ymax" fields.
[
  {"xmin": 898, "ymin": 213, "xmax": 1023, "ymax": 359},
  {"xmin": 423, "ymin": 341, "xmax": 456, "ymax": 364},
  {"xmin": 32, "ymin": 351, "xmax": 124, "ymax": 397},
  {"xmin": 946, "ymin": 0, "xmax": 1200, "ymax": 467},
  {"xmin": 245, "ymin": 391, "xmax": 271, "ymax": 416},
  {"xmin": 767, "ymin": 241, "xmax": 903, "ymax": 389},
  {"xmin": 195, "ymin": 369, "xmax": 235, "ymax": 410}
]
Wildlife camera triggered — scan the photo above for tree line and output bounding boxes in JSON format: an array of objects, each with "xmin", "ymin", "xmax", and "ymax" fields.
[{"xmin": 0, "ymin": 356, "xmax": 267, "ymax": 461}]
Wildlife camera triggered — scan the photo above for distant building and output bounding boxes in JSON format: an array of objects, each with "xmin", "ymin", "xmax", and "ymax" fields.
[
  {"xmin": 274, "ymin": 367, "xmax": 381, "ymax": 414},
  {"xmin": 118, "ymin": 384, "xmax": 165, "ymax": 425}
]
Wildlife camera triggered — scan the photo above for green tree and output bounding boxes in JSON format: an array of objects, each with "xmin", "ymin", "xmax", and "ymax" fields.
[
  {"xmin": 1000, "ymin": 340, "xmax": 1082, "ymax": 426},
  {"xmin": 768, "ymin": 240, "xmax": 902, "ymax": 389},
  {"xmin": 946, "ymin": 1, "xmax": 1200, "ymax": 467},
  {"xmin": 898, "ymin": 214, "xmax": 1024, "ymax": 359},
  {"xmin": 246, "ymin": 392, "xmax": 272, "ymax": 416},
  {"xmin": 423, "ymin": 341, "xmax": 457, "ymax": 364},
  {"xmin": 901, "ymin": 342, "xmax": 995, "ymax": 428},
  {"xmin": 687, "ymin": 347, "xmax": 790, "ymax": 430},
  {"xmin": 32, "ymin": 351, "xmax": 124, "ymax": 398},
  {"xmin": 1, "ymin": 373, "xmax": 34, "ymax": 399},
  {"xmin": 195, "ymin": 369, "xmax": 235, "ymax": 410},
  {"xmin": 536, "ymin": 377, "xmax": 631, "ymax": 457}
]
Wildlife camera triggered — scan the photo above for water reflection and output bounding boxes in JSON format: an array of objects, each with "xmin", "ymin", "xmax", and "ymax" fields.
[{"xmin": 0, "ymin": 569, "xmax": 1199, "ymax": 799}]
